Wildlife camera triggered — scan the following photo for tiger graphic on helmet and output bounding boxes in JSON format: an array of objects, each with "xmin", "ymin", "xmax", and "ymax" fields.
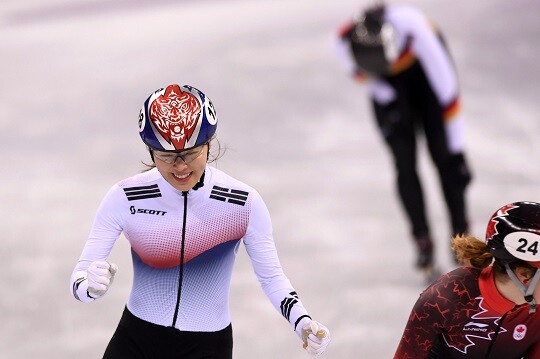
[{"xmin": 139, "ymin": 84, "xmax": 217, "ymax": 151}]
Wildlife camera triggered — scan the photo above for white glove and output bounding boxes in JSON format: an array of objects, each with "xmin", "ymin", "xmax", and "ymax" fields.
[
  {"xmin": 296, "ymin": 317, "xmax": 331, "ymax": 356},
  {"xmin": 87, "ymin": 261, "xmax": 118, "ymax": 299}
]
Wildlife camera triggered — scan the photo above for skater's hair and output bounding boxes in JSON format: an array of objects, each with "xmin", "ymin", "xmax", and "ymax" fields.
[{"xmin": 452, "ymin": 234, "xmax": 537, "ymax": 278}]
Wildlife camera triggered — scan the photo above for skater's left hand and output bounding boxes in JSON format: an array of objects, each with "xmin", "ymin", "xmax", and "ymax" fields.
[{"xmin": 296, "ymin": 318, "xmax": 331, "ymax": 355}]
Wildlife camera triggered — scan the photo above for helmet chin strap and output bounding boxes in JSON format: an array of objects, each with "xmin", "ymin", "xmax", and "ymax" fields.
[{"xmin": 504, "ymin": 264, "xmax": 540, "ymax": 313}]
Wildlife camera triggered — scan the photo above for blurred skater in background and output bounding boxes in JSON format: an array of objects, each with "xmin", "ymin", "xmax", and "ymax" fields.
[
  {"xmin": 70, "ymin": 84, "xmax": 331, "ymax": 358},
  {"xmin": 335, "ymin": 3, "xmax": 472, "ymax": 281},
  {"xmin": 394, "ymin": 201, "xmax": 540, "ymax": 358}
]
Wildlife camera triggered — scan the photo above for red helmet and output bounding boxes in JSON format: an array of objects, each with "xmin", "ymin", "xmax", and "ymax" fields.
[{"xmin": 486, "ymin": 201, "xmax": 540, "ymax": 267}]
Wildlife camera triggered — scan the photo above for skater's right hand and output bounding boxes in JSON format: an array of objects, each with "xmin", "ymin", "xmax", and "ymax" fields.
[{"xmin": 87, "ymin": 261, "xmax": 118, "ymax": 299}]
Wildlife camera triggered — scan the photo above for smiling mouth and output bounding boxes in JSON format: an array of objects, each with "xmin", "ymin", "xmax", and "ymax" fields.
[{"xmin": 173, "ymin": 172, "xmax": 191, "ymax": 180}]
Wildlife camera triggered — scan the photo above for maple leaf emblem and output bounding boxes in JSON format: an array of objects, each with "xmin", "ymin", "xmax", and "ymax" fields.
[
  {"xmin": 443, "ymin": 296, "xmax": 506, "ymax": 354},
  {"xmin": 486, "ymin": 204, "xmax": 519, "ymax": 240},
  {"xmin": 513, "ymin": 324, "xmax": 527, "ymax": 340}
]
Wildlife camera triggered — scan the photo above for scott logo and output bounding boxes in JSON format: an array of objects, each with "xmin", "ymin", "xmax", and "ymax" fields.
[{"xmin": 130, "ymin": 206, "xmax": 167, "ymax": 216}]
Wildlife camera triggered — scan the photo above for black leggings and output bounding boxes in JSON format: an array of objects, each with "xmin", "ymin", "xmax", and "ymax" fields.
[
  {"xmin": 371, "ymin": 64, "xmax": 468, "ymax": 239},
  {"xmin": 103, "ymin": 307, "xmax": 233, "ymax": 359}
]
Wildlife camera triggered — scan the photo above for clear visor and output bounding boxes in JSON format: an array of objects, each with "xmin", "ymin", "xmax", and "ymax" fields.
[{"xmin": 153, "ymin": 144, "xmax": 206, "ymax": 164}]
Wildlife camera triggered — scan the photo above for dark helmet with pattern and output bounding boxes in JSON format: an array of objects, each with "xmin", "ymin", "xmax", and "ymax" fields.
[
  {"xmin": 347, "ymin": 5, "xmax": 398, "ymax": 76},
  {"xmin": 486, "ymin": 201, "xmax": 540, "ymax": 267}
]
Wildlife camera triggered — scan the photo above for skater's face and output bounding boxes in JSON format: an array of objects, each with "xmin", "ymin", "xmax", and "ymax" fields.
[
  {"xmin": 153, "ymin": 143, "xmax": 208, "ymax": 191},
  {"xmin": 527, "ymin": 269, "xmax": 540, "ymax": 302},
  {"xmin": 513, "ymin": 266, "xmax": 540, "ymax": 302}
]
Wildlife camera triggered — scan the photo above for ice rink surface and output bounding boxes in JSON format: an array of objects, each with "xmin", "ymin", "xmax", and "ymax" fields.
[{"xmin": 1, "ymin": 0, "xmax": 539, "ymax": 357}]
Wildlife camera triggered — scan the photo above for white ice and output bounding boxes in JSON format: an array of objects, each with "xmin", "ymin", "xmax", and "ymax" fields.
[{"xmin": 1, "ymin": 0, "xmax": 539, "ymax": 358}]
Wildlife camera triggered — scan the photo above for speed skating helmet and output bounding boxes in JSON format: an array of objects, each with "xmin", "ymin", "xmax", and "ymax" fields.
[
  {"xmin": 348, "ymin": 5, "xmax": 398, "ymax": 76},
  {"xmin": 486, "ymin": 201, "xmax": 540, "ymax": 267},
  {"xmin": 138, "ymin": 84, "xmax": 217, "ymax": 151}
]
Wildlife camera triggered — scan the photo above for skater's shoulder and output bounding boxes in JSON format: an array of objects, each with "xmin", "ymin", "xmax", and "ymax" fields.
[
  {"xmin": 450, "ymin": 266, "xmax": 483, "ymax": 277},
  {"xmin": 115, "ymin": 168, "xmax": 161, "ymax": 188},
  {"xmin": 443, "ymin": 266, "xmax": 483, "ymax": 283},
  {"xmin": 427, "ymin": 266, "xmax": 482, "ymax": 291}
]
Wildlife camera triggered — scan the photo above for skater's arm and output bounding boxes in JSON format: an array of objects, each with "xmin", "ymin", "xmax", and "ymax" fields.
[
  {"xmin": 243, "ymin": 191, "xmax": 331, "ymax": 355},
  {"xmin": 70, "ymin": 185, "xmax": 124, "ymax": 302},
  {"xmin": 389, "ymin": 5, "xmax": 466, "ymax": 154},
  {"xmin": 243, "ymin": 191, "xmax": 310, "ymax": 326},
  {"xmin": 393, "ymin": 283, "xmax": 449, "ymax": 358}
]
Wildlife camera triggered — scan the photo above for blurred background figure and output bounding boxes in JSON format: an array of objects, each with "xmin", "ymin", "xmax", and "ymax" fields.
[
  {"xmin": 335, "ymin": 2, "xmax": 472, "ymax": 281},
  {"xmin": 394, "ymin": 201, "xmax": 540, "ymax": 358}
]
